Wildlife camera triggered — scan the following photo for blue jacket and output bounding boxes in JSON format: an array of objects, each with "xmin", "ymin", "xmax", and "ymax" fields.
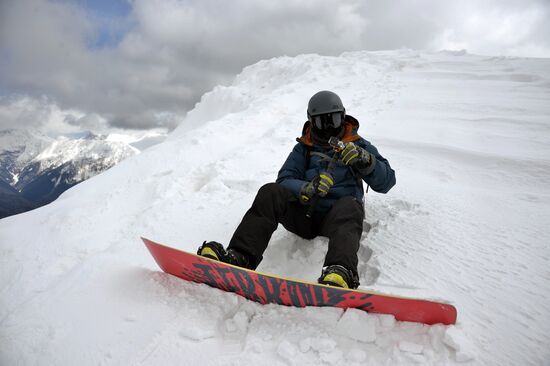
[{"xmin": 276, "ymin": 116, "xmax": 396, "ymax": 212}]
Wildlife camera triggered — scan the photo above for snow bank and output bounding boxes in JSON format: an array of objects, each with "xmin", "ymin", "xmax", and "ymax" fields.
[{"xmin": 1, "ymin": 50, "xmax": 549, "ymax": 365}]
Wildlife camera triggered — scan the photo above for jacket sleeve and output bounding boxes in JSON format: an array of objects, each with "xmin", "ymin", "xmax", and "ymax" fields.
[
  {"xmin": 355, "ymin": 138, "xmax": 396, "ymax": 193},
  {"xmin": 276, "ymin": 143, "xmax": 308, "ymax": 197}
]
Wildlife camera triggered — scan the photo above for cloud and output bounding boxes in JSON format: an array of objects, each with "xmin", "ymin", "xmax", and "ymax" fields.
[
  {"xmin": 1, "ymin": 0, "xmax": 549, "ymax": 135},
  {"xmin": 425, "ymin": 0, "xmax": 550, "ymax": 58},
  {"xmin": 0, "ymin": 95, "xmax": 90, "ymax": 136}
]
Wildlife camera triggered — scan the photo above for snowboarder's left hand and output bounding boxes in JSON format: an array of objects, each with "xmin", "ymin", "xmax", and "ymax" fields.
[
  {"xmin": 341, "ymin": 142, "xmax": 372, "ymax": 167},
  {"xmin": 300, "ymin": 172, "xmax": 334, "ymax": 204}
]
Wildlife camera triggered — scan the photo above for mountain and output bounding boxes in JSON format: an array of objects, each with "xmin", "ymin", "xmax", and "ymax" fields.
[
  {"xmin": 0, "ymin": 130, "xmax": 139, "ymax": 218},
  {"xmin": 0, "ymin": 177, "xmax": 37, "ymax": 218},
  {"xmin": 1, "ymin": 50, "xmax": 549, "ymax": 365},
  {"xmin": 19, "ymin": 161, "xmax": 85, "ymax": 204},
  {"xmin": 0, "ymin": 129, "xmax": 53, "ymax": 185},
  {"xmin": 0, "ymin": 129, "xmax": 54, "ymax": 217},
  {"xmin": 14, "ymin": 132, "xmax": 139, "ymax": 190}
]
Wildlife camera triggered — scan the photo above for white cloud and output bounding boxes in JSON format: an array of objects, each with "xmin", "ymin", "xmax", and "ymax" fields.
[
  {"xmin": 0, "ymin": 96, "xmax": 88, "ymax": 136},
  {"xmin": 0, "ymin": 0, "xmax": 549, "ymax": 135},
  {"xmin": 428, "ymin": 0, "xmax": 550, "ymax": 57}
]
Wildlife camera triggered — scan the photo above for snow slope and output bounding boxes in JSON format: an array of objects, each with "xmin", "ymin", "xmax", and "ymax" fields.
[{"xmin": 1, "ymin": 50, "xmax": 549, "ymax": 365}]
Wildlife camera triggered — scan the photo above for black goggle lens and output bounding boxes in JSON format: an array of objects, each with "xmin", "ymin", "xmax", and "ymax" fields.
[{"xmin": 312, "ymin": 112, "xmax": 343, "ymax": 129}]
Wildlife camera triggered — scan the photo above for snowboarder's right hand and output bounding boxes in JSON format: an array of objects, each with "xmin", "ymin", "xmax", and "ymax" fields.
[
  {"xmin": 300, "ymin": 172, "xmax": 334, "ymax": 203},
  {"xmin": 341, "ymin": 142, "xmax": 372, "ymax": 167}
]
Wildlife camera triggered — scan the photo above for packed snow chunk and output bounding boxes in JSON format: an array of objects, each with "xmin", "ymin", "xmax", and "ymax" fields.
[
  {"xmin": 178, "ymin": 326, "xmax": 216, "ymax": 341},
  {"xmin": 444, "ymin": 326, "xmax": 475, "ymax": 362},
  {"xmin": 346, "ymin": 348, "xmax": 367, "ymax": 363},
  {"xmin": 403, "ymin": 352, "xmax": 428, "ymax": 364},
  {"xmin": 303, "ymin": 337, "xmax": 343, "ymax": 364},
  {"xmin": 301, "ymin": 305, "xmax": 342, "ymax": 328},
  {"xmin": 336, "ymin": 308, "xmax": 378, "ymax": 343},
  {"xmin": 378, "ymin": 313, "xmax": 396, "ymax": 329},
  {"xmin": 176, "ymin": 306, "xmax": 218, "ymax": 341},
  {"xmin": 300, "ymin": 337, "xmax": 337, "ymax": 354},
  {"xmin": 224, "ymin": 310, "xmax": 250, "ymax": 333},
  {"xmin": 319, "ymin": 347, "xmax": 344, "ymax": 364},
  {"xmin": 399, "ymin": 340, "xmax": 424, "ymax": 354},
  {"xmin": 277, "ymin": 340, "xmax": 298, "ymax": 361},
  {"xmin": 299, "ymin": 336, "xmax": 342, "ymax": 363},
  {"xmin": 428, "ymin": 324, "xmax": 447, "ymax": 353}
]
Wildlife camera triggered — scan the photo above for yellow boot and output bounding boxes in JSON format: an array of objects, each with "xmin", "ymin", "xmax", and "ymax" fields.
[
  {"xmin": 318, "ymin": 265, "xmax": 359, "ymax": 289},
  {"xmin": 197, "ymin": 241, "xmax": 226, "ymax": 261}
]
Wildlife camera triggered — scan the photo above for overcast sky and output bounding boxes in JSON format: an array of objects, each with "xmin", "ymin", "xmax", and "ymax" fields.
[{"xmin": 1, "ymin": 0, "xmax": 549, "ymax": 136}]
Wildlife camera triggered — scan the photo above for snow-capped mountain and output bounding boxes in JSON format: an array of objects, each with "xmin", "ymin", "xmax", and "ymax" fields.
[
  {"xmin": 16, "ymin": 132, "xmax": 139, "ymax": 189},
  {"xmin": 0, "ymin": 130, "xmax": 140, "ymax": 217},
  {"xmin": 0, "ymin": 128, "xmax": 54, "ymax": 185},
  {"xmin": 1, "ymin": 50, "xmax": 549, "ymax": 365}
]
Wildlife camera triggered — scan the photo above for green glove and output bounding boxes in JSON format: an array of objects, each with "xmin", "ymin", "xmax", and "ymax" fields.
[{"xmin": 300, "ymin": 172, "xmax": 334, "ymax": 204}]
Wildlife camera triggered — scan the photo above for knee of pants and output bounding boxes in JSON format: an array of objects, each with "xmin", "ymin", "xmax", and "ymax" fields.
[
  {"xmin": 330, "ymin": 196, "xmax": 364, "ymax": 221},
  {"xmin": 258, "ymin": 182, "xmax": 280, "ymax": 194},
  {"xmin": 256, "ymin": 182, "xmax": 290, "ymax": 201}
]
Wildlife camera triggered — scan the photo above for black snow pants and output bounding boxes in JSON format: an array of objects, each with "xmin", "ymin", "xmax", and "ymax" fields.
[{"xmin": 227, "ymin": 182, "xmax": 364, "ymax": 275}]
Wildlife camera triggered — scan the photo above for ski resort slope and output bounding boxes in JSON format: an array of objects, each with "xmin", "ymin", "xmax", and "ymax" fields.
[{"xmin": 1, "ymin": 50, "xmax": 549, "ymax": 365}]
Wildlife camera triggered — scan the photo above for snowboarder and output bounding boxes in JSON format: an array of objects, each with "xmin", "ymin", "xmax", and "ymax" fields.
[{"xmin": 198, "ymin": 90, "xmax": 396, "ymax": 289}]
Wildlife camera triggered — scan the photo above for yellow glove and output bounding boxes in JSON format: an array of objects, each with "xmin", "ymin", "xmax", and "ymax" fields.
[
  {"xmin": 316, "ymin": 172, "xmax": 334, "ymax": 196},
  {"xmin": 300, "ymin": 172, "xmax": 334, "ymax": 204},
  {"xmin": 341, "ymin": 142, "xmax": 372, "ymax": 167}
]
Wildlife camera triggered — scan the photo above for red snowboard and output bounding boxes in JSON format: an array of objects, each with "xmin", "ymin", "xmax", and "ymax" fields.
[{"xmin": 143, "ymin": 237, "xmax": 457, "ymax": 325}]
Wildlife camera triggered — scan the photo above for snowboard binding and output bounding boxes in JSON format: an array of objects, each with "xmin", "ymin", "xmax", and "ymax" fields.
[
  {"xmin": 318, "ymin": 265, "xmax": 360, "ymax": 289},
  {"xmin": 197, "ymin": 241, "xmax": 226, "ymax": 261},
  {"xmin": 197, "ymin": 241, "xmax": 252, "ymax": 269}
]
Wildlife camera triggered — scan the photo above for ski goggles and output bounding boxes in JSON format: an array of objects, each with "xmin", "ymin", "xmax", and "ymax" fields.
[{"xmin": 310, "ymin": 112, "xmax": 344, "ymax": 130}]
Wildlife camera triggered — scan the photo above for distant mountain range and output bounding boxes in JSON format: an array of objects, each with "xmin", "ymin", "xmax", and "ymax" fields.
[{"xmin": 0, "ymin": 129, "xmax": 163, "ymax": 219}]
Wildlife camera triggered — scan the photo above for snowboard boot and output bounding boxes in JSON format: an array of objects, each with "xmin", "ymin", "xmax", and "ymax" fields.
[
  {"xmin": 225, "ymin": 248, "xmax": 252, "ymax": 269},
  {"xmin": 197, "ymin": 241, "xmax": 226, "ymax": 261},
  {"xmin": 197, "ymin": 241, "xmax": 252, "ymax": 269},
  {"xmin": 318, "ymin": 265, "xmax": 359, "ymax": 289}
]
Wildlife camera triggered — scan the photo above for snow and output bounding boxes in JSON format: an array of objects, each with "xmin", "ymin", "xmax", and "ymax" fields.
[
  {"xmin": 443, "ymin": 326, "xmax": 475, "ymax": 362},
  {"xmin": 1, "ymin": 50, "xmax": 550, "ymax": 365},
  {"xmin": 335, "ymin": 308, "xmax": 377, "ymax": 343}
]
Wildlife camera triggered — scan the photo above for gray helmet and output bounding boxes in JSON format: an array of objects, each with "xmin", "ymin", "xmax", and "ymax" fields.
[{"xmin": 307, "ymin": 91, "xmax": 346, "ymax": 130}]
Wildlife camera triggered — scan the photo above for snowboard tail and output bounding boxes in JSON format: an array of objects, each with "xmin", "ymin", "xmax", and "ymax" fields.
[{"xmin": 142, "ymin": 237, "xmax": 457, "ymax": 325}]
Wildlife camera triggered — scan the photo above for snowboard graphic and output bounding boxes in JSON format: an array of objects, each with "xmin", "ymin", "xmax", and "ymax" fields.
[{"xmin": 142, "ymin": 237, "xmax": 457, "ymax": 325}]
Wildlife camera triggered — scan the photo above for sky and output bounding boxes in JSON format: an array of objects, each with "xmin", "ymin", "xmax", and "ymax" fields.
[{"xmin": 0, "ymin": 0, "xmax": 549, "ymax": 137}]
